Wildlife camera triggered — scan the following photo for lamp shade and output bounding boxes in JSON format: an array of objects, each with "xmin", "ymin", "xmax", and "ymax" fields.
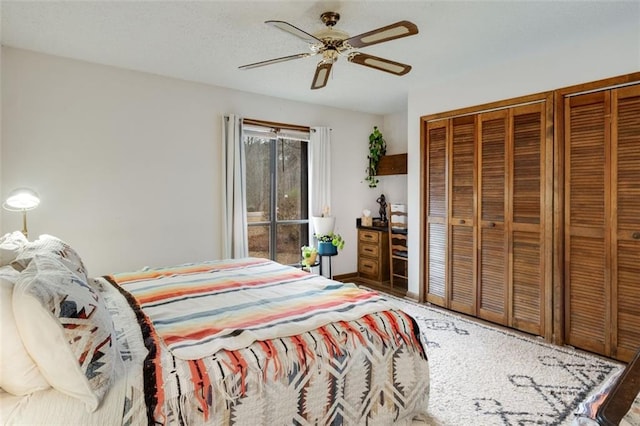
[{"xmin": 3, "ymin": 188, "xmax": 40, "ymax": 211}]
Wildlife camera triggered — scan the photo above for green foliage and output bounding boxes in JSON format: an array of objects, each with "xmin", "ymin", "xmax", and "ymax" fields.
[
  {"xmin": 300, "ymin": 245, "xmax": 318, "ymax": 269},
  {"xmin": 365, "ymin": 126, "xmax": 386, "ymax": 188},
  {"xmin": 301, "ymin": 245, "xmax": 317, "ymax": 258},
  {"xmin": 315, "ymin": 232, "xmax": 345, "ymax": 250}
]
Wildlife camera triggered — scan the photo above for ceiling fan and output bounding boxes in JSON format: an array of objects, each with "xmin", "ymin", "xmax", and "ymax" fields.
[{"xmin": 239, "ymin": 11, "xmax": 419, "ymax": 90}]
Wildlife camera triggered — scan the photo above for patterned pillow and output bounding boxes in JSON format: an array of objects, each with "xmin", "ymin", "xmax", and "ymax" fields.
[
  {"xmin": 0, "ymin": 231, "xmax": 28, "ymax": 266},
  {"xmin": 12, "ymin": 255, "xmax": 117, "ymax": 412},
  {"xmin": 0, "ymin": 265, "xmax": 50, "ymax": 395},
  {"xmin": 12, "ymin": 234, "xmax": 88, "ymax": 281}
]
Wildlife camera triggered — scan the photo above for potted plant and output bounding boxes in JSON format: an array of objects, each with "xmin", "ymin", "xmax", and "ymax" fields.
[
  {"xmin": 315, "ymin": 232, "xmax": 345, "ymax": 256},
  {"xmin": 365, "ymin": 126, "xmax": 386, "ymax": 188},
  {"xmin": 301, "ymin": 245, "xmax": 318, "ymax": 270}
]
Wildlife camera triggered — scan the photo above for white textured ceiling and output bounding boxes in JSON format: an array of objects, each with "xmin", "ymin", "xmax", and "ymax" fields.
[{"xmin": 1, "ymin": 1, "xmax": 637, "ymax": 115}]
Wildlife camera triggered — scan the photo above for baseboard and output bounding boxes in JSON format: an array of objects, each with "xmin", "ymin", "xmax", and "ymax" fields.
[
  {"xmin": 333, "ymin": 272, "xmax": 358, "ymax": 282},
  {"xmin": 404, "ymin": 291, "xmax": 420, "ymax": 302}
]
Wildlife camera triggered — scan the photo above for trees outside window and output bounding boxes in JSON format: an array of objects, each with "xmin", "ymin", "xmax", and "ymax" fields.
[{"xmin": 244, "ymin": 130, "xmax": 309, "ymax": 265}]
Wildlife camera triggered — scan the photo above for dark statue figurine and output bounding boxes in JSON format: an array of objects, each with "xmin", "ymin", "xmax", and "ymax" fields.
[{"xmin": 377, "ymin": 194, "xmax": 387, "ymax": 224}]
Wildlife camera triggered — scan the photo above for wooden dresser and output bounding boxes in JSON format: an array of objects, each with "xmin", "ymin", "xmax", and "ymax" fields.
[{"xmin": 356, "ymin": 223, "xmax": 390, "ymax": 289}]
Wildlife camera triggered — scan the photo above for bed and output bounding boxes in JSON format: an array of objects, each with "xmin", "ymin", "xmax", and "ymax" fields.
[{"xmin": 0, "ymin": 232, "xmax": 430, "ymax": 425}]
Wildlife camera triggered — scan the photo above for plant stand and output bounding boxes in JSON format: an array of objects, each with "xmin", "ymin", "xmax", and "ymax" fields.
[{"xmin": 318, "ymin": 252, "xmax": 338, "ymax": 279}]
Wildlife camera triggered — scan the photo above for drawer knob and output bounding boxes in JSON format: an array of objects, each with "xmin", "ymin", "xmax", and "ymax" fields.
[{"xmin": 633, "ymin": 232, "xmax": 640, "ymax": 240}]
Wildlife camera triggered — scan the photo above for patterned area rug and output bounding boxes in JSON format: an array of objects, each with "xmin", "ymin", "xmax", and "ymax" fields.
[{"xmin": 383, "ymin": 294, "xmax": 623, "ymax": 426}]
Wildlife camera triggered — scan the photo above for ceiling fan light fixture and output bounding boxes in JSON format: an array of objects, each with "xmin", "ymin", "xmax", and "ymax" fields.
[
  {"xmin": 240, "ymin": 12, "xmax": 419, "ymax": 90},
  {"xmin": 314, "ymin": 27, "xmax": 350, "ymax": 42},
  {"xmin": 322, "ymin": 49, "xmax": 339, "ymax": 64}
]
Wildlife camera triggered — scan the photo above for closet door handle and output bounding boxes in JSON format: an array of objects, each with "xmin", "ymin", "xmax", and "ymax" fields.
[
  {"xmin": 489, "ymin": 222, "xmax": 496, "ymax": 228},
  {"xmin": 633, "ymin": 232, "xmax": 640, "ymax": 240},
  {"xmin": 459, "ymin": 219, "xmax": 465, "ymax": 225}
]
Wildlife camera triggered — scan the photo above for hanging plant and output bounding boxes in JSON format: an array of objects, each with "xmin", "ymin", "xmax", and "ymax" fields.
[{"xmin": 365, "ymin": 126, "xmax": 387, "ymax": 188}]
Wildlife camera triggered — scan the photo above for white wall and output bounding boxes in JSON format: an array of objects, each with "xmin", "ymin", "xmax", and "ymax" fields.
[
  {"xmin": 1, "ymin": 47, "xmax": 384, "ymax": 276},
  {"xmin": 407, "ymin": 20, "xmax": 640, "ymax": 298},
  {"xmin": 0, "ymin": 45, "xmax": 3, "ymax": 233},
  {"xmin": 357, "ymin": 110, "xmax": 409, "ymax": 221}
]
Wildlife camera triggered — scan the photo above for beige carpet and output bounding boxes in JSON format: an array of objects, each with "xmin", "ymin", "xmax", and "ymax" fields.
[{"xmin": 381, "ymin": 294, "xmax": 622, "ymax": 426}]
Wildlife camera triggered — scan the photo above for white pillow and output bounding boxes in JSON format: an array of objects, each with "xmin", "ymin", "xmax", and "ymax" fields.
[
  {"xmin": 0, "ymin": 231, "xmax": 28, "ymax": 266},
  {"xmin": 13, "ymin": 255, "xmax": 117, "ymax": 412},
  {"xmin": 11, "ymin": 234, "xmax": 88, "ymax": 282},
  {"xmin": 0, "ymin": 265, "xmax": 50, "ymax": 395}
]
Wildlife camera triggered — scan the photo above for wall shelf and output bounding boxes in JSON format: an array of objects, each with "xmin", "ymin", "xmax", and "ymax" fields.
[{"xmin": 377, "ymin": 153, "xmax": 407, "ymax": 175}]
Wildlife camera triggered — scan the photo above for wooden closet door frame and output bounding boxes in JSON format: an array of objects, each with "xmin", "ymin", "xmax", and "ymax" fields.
[
  {"xmin": 508, "ymin": 100, "xmax": 553, "ymax": 337},
  {"xmin": 421, "ymin": 92, "xmax": 553, "ymax": 340},
  {"xmin": 611, "ymin": 84, "xmax": 640, "ymax": 361},
  {"xmin": 562, "ymin": 91, "xmax": 612, "ymax": 355},
  {"xmin": 448, "ymin": 115, "xmax": 478, "ymax": 315},
  {"xmin": 423, "ymin": 119, "xmax": 449, "ymax": 307},
  {"xmin": 476, "ymin": 109, "xmax": 509, "ymax": 325},
  {"xmin": 554, "ymin": 72, "xmax": 640, "ymax": 351}
]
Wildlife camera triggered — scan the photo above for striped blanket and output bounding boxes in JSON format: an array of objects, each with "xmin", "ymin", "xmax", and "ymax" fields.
[{"xmin": 110, "ymin": 257, "xmax": 394, "ymax": 359}]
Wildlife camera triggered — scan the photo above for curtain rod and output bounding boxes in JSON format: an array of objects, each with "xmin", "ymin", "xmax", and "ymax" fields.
[
  {"xmin": 243, "ymin": 118, "xmax": 332, "ymax": 133},
  {"xmin": 244, "ymin": 118, "xmax": 310, "ymax": 133}
]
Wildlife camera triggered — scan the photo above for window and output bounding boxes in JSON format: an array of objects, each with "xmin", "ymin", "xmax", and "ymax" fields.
[{"xmin": 244, "ymin": 122, "xmax": 309, "ymax": 265}]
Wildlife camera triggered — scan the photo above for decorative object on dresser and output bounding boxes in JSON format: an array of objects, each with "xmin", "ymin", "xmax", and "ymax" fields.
[
  {"xmin": 2, "ymin": 188, "xmax": 41, "ymax": 238},
  {"xmin": 388, "ymin": 203, "xmax": 408, "ymax": 294},
  {"xmin": 376, "ymin": 193, "xmax": 388, "ymax": 224},
  {"xmin": 361, "ymin": 209, "xmax": 373, "ymax": 227}
]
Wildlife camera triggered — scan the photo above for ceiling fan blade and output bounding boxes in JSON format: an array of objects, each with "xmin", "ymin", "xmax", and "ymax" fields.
[
  {"xmin": 311, "ymin": 62, "xmax": 333, "ymax": 90},
  {"xmin": 266, "ymin": 20, "xmax": 323, "ymax": 44},
  {"xmin": 348, "ymin": 52, "xmax": 412, "ymax": 76},
  {"xmin": 239, "ymin": 53, "xmax": 313, "ymax": 70},
  {"xmin": 346, "ymin": 20, "xmax": 418, "ymax": 48}
]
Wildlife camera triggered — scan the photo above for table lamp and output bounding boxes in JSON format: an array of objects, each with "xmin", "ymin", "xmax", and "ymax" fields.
[{"xmin": 2, "ymin": 188, "xmax": 40, "ymax": 238}]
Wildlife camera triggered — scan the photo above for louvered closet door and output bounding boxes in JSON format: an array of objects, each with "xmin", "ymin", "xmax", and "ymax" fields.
[
  {"xmin": 449, "ymin": 116, "xmax": 476, "ymax": 315},
  {"xmin": 612, "ymin": 85, "xmax": 640, "ymax": 361},
  {"xmin": 425, "ymin": 120, "xmax": 448, "ymax": 306},
  {"xmin": 509, "ymin": 103, "xmax": 546, "ymax": 335},
  {"xmin": 565, "ymin": 92, "xmax": 609, "ymax": 355},
  {"xmin": 477, "ymin": 110, "xmax": 508, "ymax": 325}
]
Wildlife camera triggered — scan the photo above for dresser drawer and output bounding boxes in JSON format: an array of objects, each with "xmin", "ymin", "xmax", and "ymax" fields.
[
  {"xmin": 359, "ymin": 242, "xmax": 379, "ymax": 258},
  {"xmin": 359, "ymin": 229, "xmax": 379, "ymax": 244},
  {"xmin": 358, "ymin": 257, "xmax": 379, "ymax": 277}
]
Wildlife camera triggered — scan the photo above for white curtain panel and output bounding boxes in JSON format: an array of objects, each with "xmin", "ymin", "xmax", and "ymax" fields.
[
  {"xmin": 309, "ymin": 127, "xmax": 332, "ymax": 240},
  {"xmin": 222, "ymin": 114, "xmax": 248, "ymax": 258}
]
